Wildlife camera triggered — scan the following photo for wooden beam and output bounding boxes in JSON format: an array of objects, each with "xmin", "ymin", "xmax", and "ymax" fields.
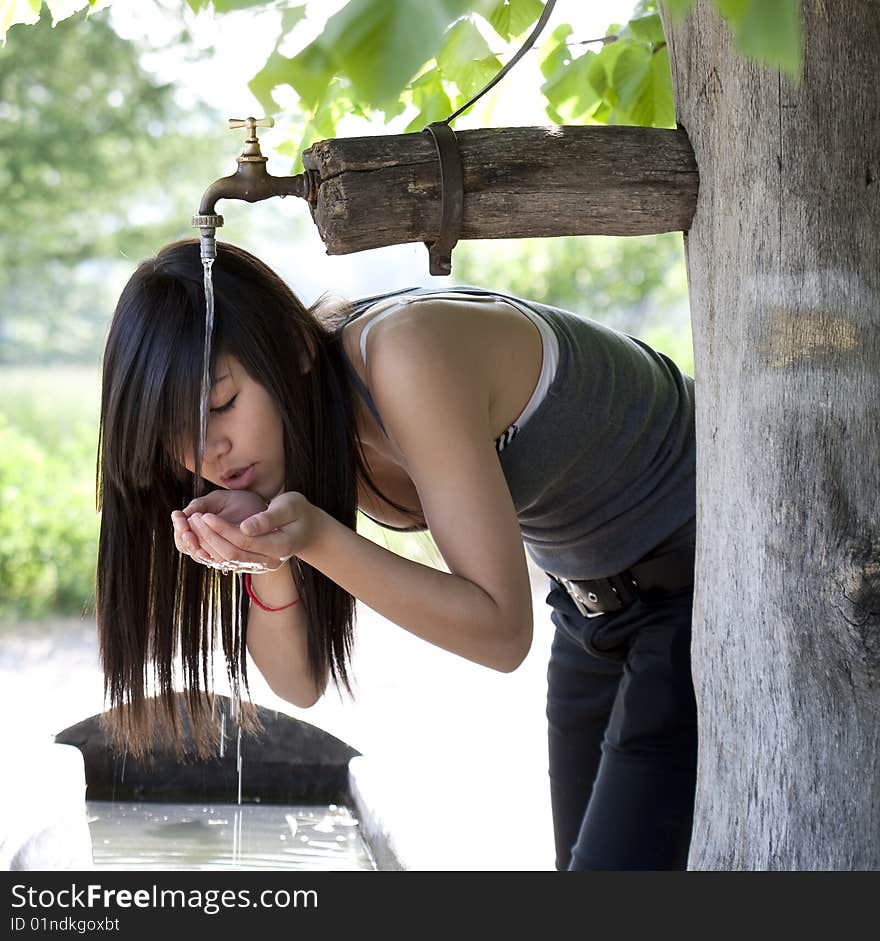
[{"xmin": 302, "ymin": 125, "xmax": 698, "ymax": 255}]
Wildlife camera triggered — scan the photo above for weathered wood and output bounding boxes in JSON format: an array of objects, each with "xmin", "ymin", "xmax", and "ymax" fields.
[
  {"xmin": 302, "ymin": 125, "xmax": 698, "ymax": 254},
  {"xmin": 663, "ymin": 0, "xmax": 880, "ymax": 870}
]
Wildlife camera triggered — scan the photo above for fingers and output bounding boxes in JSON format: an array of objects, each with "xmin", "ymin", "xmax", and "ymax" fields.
[
  {"xmin": 195, "ymin": 512, "xmax": 256, "ymax": 548},
  {"xmin": 182, "ymin": 494, "xmax": 216, "ymax": 516},
  {"xmin": 240, "ymin": 511, "xmax": 271, "ymax": 536},
  {"xmin": 188, "ymin": 513, "xmax": 276, "ymax": 572},
  {"xmin": 240, "ymin": 491, "xmax": 301, "ymax": 536},
  {"xmin": 171, "ymin": 509, "xmax": 194, "ymax": 552},
  {"xmin": 171, "ymin": 510, "xmax": 211, "ymax": 564}
]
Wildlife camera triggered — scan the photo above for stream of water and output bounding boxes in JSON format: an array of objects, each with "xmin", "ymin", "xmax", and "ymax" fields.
[{"xmin": 198, "ymin": 255, "xmax": 246, "ymax": 863}]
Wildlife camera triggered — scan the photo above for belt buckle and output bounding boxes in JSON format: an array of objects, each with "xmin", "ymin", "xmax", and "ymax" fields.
[{"xmin": 557, "ymin": 576, "xmax": 607, "ymax": 619}]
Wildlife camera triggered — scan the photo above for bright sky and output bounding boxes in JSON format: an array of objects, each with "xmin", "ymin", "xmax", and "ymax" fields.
[{"xmin": 103, "ymin": 0, "xmax": 641, "ymax": 301}]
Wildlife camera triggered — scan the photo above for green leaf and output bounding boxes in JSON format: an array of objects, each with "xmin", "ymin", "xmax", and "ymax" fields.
[
  {"xmin": 380, "ymin": 96, "xmax": 407, "ymax": 122},
  {"xmin": 438, "ymin": 17, "xmax": 493, "ymax": 74},
  {"xmin": 1, "ymin": 0, "xmax": 43, "ymax": 44},
  {"xmin": 212, "ymin": 0, "xmax": 278, "ymax": 11},
  {"xmin": 454, "ymin": 53, "xmax": 503, "ymax": 99},
  {"xmin": 649, "ymin": 44, "xmax": 675, "ymax": 126},
  {"xmin": 590, "ymin": 37, "xmax": 627, "ymax": 105},
  {"xmin": 487, "ymin": 0, "xmax": 512, "ymax": 39},
  {"xmin": 726, "ymin": 0, "xmax": 802, "ymax": 79},
  {"xmin": 274, "ymin": 137, "xmax": 300, "ymax": 159},
  {"xmin": 44, "ymin": 1, "xmax": 90, "ymax": 24},
  {"xmin": 541, "ymin": 50, "xmax": 602, "ymax": 123},
  {"xmin": 586, "ymin": 49, "xmax": 608, "ymax": 98},
  {"xmin": 437, "ymin": 18, "xmax": 501, "ymax": 98},
  {"xmin": 506, "ymin": 0, "xmax": 544, "ymax": 36},
  {"xmin": 627, "ymin": 12, "xmax": 665, "ymax": 44},
  {"xmin": 612, "ymin": 43, "xmax": 652, "ymax": 113},
  {"xmin": 278, "ymin": 3, "xmax": 306, "ymax": 35},
  {"xmin": 315, "ymin": 0, "xmax": 489, "ymax": 110},
  {"xmin": 591, "ymin": 101, "xmax": 613, "ymax": 124},
  {"xmin": 488, "ymin": 0, "xmax": 543, "ymax": 40},
  {"xmin": 248, "ymin": 50, "xmax": 290, "ymax": 114},
  {"xmin": 253, "ymin": 42, "xmax": 334, "ymax": 114},
  {"xmin": 628, "ymin": 44, "xmax": 675, "ymax": 126},
  {"xmin": 405, "ymin": 65, "xmax": 452, "ymax": 131},
  {"xmin": 538, "ymin": 22, "xmax": 573, "ymax": 80}
]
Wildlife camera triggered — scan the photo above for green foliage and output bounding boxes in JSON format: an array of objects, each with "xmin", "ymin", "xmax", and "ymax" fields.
[
  {"xmin": 540, "ymin": 8, "xmax": 674, "ymax": 128},
  {"xmin": 453, "ymin": 233, "xmax": 693, "ymax": 375},
  {"xmin": 3, "ymin": 1, "xmax": 805, "ymax": 164},
  {"xmin": 241, "ymin": 0, "xmax": 678, "ymax": 161},
  {"xmin": 0, "ymin": 7, "xmax": 236, "ymax": 362},
  {"xmin": 0, "ymin": 369, "xmax": 101, "ymax": 620},
  {"xmin": 187, "ymin": 0, "xmax": 272, "ymax": 11},
  {"xmin": 488, "ymin": 0, "xmax": 543, "ymax": 40},
  {"xmin": 715, "ymin": 0, "xmax": 802, "ymax": 79},
  {"xmin": 661, "ymin": 0, "xmax": 802, "ymax": 78},
  {"xmin": 436, "ymin": 18, "xmax": 501, "ymax": 99}
]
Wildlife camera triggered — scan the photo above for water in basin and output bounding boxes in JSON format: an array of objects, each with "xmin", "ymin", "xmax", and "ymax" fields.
[{"xmin": 86, "ymin": 800, "xmax": 376, "ymax": 871}]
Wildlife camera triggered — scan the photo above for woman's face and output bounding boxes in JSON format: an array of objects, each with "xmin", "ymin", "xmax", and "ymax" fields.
[{"xmin": 180, "ymin": 352, "xmax": 286, "ymax": 503}]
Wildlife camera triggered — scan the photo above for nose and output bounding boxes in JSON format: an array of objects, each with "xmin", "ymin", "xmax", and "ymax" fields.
[{"xmin": 203, "ymin": 421, "xmax": 231, "ymax": 468}]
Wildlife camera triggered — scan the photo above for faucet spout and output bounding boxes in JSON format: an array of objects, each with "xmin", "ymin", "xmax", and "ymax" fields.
[
  {"xmin": 193, "ymin": 117, "xmax": 316, "ymax": 253},
  {"xmin": 196, "ymin": 166, "xmax": 308, "ymax": 215}
]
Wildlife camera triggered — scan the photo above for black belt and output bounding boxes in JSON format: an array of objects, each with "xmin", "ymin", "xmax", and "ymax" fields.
[{"xmin": 548, "ymin": 545, "xmax": 695, "ymax": 618}]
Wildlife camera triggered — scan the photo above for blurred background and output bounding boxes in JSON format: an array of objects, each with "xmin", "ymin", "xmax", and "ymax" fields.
[{"xmin": 0, "ymin": 0, "xmax": 691, "ymax": 869}]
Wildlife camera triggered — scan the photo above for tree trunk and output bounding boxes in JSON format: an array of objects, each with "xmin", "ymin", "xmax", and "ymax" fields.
[
  {"xmin": 302, "ymin": 125, "xmax": 697, "ymax": 253},
  {"xmin": 662, "ymin": 0, "xmax": 880, "ymax": 869}
]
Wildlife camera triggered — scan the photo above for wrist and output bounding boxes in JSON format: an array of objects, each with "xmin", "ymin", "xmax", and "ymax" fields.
[
  {"xmin": 247, "ymin": 564, "xmax": 299, "ymax": 609},
  {"xmin": 251, "ymin": 564, "xmax": 293, "ymax": 585},
  {"xmin": 297, "ymin": 506, "xmax": 334, "ymax": 568}
]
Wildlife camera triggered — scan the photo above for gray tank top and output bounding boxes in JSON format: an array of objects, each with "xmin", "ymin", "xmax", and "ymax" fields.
[{"xmin": 340, "ymin": 286, "xmax": 696, "ymax": 580}]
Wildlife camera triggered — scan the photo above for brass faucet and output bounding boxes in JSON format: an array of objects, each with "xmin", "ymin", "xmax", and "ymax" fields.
[{"xmin": 192, "ymin": 117, "xmax": 316, "ymax": 261}]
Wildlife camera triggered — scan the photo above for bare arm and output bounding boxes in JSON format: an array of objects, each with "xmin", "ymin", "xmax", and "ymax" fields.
[
  {"xmin": 244, "ymin": 564, "xmax": 326, "ymax": 708},
  {"xmin": 295, "ymin": 303, "xmax": 535, "ymax": 671},
  {"xmin": 298, "ymin": 510, "xmax": 529, "ymax": 672},
  {"xmin": 192, "ymin": 488, "xmax": 530, "ymax": 679}
]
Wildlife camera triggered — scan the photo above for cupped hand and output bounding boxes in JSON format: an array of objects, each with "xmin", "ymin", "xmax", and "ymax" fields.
[
  {"xmin": 172, "ymin": 489, "xmax": 268, "ymax": 569},
  {"xmin": 175, "ymin": 491, "xmax": 322, "ymax": 573}
]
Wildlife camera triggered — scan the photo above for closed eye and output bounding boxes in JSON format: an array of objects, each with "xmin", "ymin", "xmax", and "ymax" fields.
[{"xmin": 211, "ymin": 394, "xmax": 237, "ymax": 414}]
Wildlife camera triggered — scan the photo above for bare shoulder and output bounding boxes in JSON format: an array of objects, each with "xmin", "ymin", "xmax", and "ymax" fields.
[
  {"xmin": 363, "ymin": 299, "xmax": 533, "ymax": 639},
  {"xmin": 359, "ymin": 298, "xmax": 494, "ymax": 452},
  {"xmin": 362, "ymin": 298, "xmax": 490, "ymax": 371}
]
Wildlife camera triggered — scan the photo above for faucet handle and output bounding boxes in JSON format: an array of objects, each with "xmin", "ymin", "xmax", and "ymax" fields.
[
  {"xmin": 228, "ymin": 117, "xmax": 275, "ymax": 139},
  {"xmin": 228, "ymin": 117, "xmax": 274, "ymax": 163}
]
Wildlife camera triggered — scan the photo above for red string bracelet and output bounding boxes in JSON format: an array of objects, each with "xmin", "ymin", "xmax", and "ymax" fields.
[{"xmin": 244, "ymin": 573, "xmax": 301, "ymax": 612}]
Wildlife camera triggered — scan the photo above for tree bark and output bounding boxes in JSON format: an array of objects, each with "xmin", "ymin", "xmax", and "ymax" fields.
[
  {"xmin": 662, "ymin": 0, "xmax": 880, "ymax": 869},
  {"xmin": 302, "ymin": 125, "xmax": 698, "ymax": 254}
]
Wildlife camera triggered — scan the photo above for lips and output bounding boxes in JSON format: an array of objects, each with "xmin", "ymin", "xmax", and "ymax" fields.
[{"xmin": 221, "ymin": 463, "xmax": 256, "ymax": 489}]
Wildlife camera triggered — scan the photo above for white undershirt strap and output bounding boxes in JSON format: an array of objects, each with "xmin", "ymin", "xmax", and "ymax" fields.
[{"xmin": 359, "ymin": 292, "xmax": 559, "ymax": 439}]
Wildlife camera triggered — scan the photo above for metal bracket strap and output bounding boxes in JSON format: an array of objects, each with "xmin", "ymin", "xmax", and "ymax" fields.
[
  {"xmin": 422, "ymin": 121, "xmax": 464, "ymax": 276},
  {"xmin": 419, "ymin": 1, "xmax": 558, "ymax": 275}
]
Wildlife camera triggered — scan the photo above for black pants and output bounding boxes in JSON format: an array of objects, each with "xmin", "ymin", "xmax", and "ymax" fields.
[{"xmin": 545, "ymin": 577, "xmax": 698, "ymax": 870}]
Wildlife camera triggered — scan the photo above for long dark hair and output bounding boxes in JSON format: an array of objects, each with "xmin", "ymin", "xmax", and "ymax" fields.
[{"xmin": 96, "ymin": 239, "xmax": 418, "ymax": 760}]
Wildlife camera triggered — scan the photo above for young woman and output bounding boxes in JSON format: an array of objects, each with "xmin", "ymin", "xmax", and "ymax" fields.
[{"xmin": 97, "ymin": 238, "xmax": 698, "ymax": 871}]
